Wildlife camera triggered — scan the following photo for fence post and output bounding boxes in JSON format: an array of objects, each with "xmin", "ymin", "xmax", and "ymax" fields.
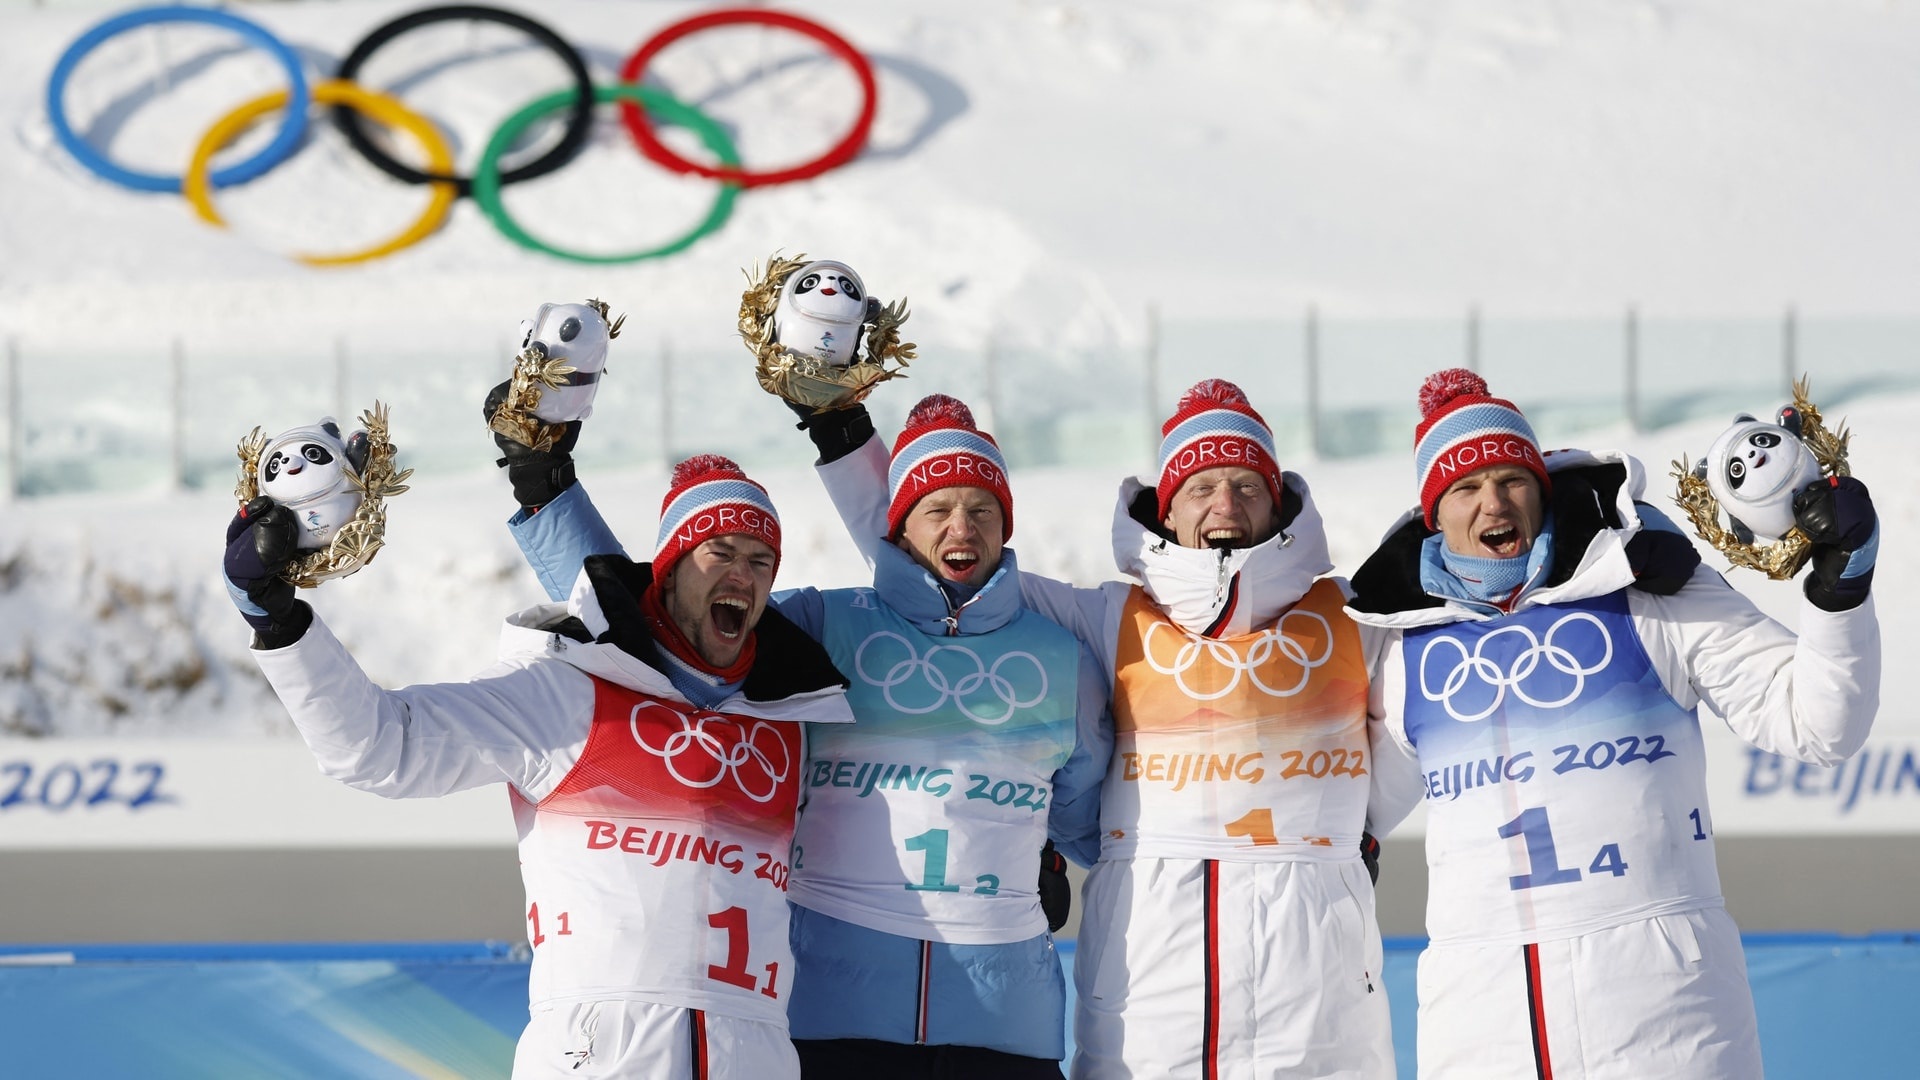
[
  {"xmin": 171, "ymin": 337, "xmax": 187, "ymax": 491},
  {"xmin": 4, "ymin": 337, "xmax": 18, "ymax": 500},
  {"xmin": 1782, "ymin": 306, "xmax": 1798, "ymax": 394},
  {"xmin": 1304, "ymin": 305, "xmax": 1322, "ymax": 460},
  {"xmin": 982, "ymin": 331, "xmax": 1002, "ymax": 436},
  {"xmin": 1466, "ymin": 304, "xmax": 1480, "ymax": 372},
  {"xmin": 659, "ymin": 337, "xmax": 674, "ymax": 466},
  {"xmin": 1624, "ymin": 306, "xmax": 1642, "ymax": 433},
  {"xmin": 1144, "ymin": 303, "xmax": 1161, "ymax": 462},
  {"xmin": 334, "ymin": 336, "xmax": 350, "ymax": 421}
]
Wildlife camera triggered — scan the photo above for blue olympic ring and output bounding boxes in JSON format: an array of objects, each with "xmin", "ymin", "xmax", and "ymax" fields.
[{"xmin": 46, "ymin": 6, "xmax": 312, "ymax": 194}]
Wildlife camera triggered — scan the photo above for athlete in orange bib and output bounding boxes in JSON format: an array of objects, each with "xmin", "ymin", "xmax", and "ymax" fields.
[{"xmin": 818, "ymin": 379, "xmax": 1397, "ymax": 1079}]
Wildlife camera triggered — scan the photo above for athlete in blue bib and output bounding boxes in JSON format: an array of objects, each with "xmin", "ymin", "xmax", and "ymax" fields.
[
  {"xmin": 491, "ymin": 384, "xmax": 1108, "ymax": 1079},
  {"xmin": 1351, "ymin": 369, "xmax": 1882, "ymax": 1079}
]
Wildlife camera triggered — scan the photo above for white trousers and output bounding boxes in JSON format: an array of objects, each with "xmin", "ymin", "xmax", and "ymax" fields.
[
  {"xmin": 513, "ymin": 999, "xmax": 798, "ymax": 1079},
  {"xmin": 1072, "ymin": 856, "xmax": 1395, "ymax": 1079},
  {"xmin": 1415, "ymin": 907, "xmax": 1762, "ymax": 1079}
]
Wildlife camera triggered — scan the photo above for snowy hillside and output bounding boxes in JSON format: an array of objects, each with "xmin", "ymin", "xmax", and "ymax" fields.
[
  {"xmin": 7, "ymin": 0, "xmax": 1920, "ymax": 355},
  {"xmin": 0, "ymin": 0, "xmax": 1915, "ymax": 739}
]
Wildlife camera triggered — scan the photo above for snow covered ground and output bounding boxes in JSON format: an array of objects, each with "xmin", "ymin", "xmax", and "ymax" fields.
[{"xmin": 0, "ymin": 0, "xmax": 1913, "ymax": 744}]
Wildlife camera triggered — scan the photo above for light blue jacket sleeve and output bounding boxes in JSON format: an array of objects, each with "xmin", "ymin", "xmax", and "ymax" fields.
[
  {"xmin": 769, "ymin": 586, "xmax": 827, "ymax": 640},
  {"xmin": 1047, "ymin": 641, "xmax": 1113, "ymax": 868},
  {"xmin": 508, "ymin": 483, "xmax": 627, "ymax": 602}
]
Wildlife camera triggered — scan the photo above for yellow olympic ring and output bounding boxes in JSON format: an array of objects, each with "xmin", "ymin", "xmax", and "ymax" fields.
[{"xmin": 183, "ymin": 80, "xmax": 457, "ymax": 268}]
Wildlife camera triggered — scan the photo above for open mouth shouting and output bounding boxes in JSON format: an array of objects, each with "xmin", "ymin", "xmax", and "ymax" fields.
[
  {"xmin": 1203, "ymin": 525, "xmax": 1246, "ymax": 550},
  {"xmin": 937, "ymin": 547, "xmax": 982, "ymax": 582},
  {"xmin": 709, "ymin": 595, "xmax": 750, "ymax": 640},
  {"xmin": 1477, "ymin": 523, "xmax": 1523, "ymax": 557}
]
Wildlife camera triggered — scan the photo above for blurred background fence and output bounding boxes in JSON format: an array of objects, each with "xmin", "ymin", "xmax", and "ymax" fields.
[{"xmin": 6, "ymin": 309, "xmax": 1917, "ymax": 498}]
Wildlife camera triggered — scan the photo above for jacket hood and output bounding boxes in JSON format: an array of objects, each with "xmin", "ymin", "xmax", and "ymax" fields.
[
  {"xmin": 1113, "ymin": 470, "xmax": 1337, "ymax": 637},
  {"xmin": 871, "ymin": 539, "xmax": 1027, "ymax": 637},
  {"xmin": 499, "ymin": 553, "xmax": 851, "ymax": 721},
  {"xmin": 1346, "ymin": 449, "xmax": 1700, "ymax": 630}
]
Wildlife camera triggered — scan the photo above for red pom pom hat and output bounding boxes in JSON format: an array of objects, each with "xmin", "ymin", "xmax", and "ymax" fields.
[
  {"xmin": 886, "ymin": 395, "xmax": 1013, "ymax": 541},
  {"xmin": 1156, "ymin": 379, "xmax": 1284, "ymax": 521},
  {"xmin": 1413, "ymin": 368, "xmax": 1550, "ymax": 528},
  {"xmin": 653, "ymin": 454, "xmax": 782, "ymax": 579}
]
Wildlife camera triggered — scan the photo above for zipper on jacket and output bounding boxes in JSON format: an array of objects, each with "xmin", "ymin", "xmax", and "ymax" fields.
[{"xmin": 940, "ymin": 587, "xmax": 984, "ymax": 637}]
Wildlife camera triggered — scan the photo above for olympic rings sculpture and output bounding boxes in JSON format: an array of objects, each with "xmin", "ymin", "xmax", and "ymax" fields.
[
  {"xmin": 630, "ymin": 702, "xmax": 793, "ymax": 804},
  {"xmin": 1142, "ymin": 609, "xmax": 1334, "ymax": 701},
  {"xmin": 185, "ymin": 80, "xmax": 458, "ymax": 267},
  {"xmin": 1417, "ymin": 612, "xmax": 1615, "ymax": 724},
  {"xmin": 853, "ymin": 631, "xmax": 1049, "ymax": 727},
  {"xmin": 45, "ymin": 4, "xmax": 879, "ymax": 264}
]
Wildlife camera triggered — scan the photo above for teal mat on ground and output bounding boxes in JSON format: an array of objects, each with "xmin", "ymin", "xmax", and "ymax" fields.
[{"xmin": 2, "ymin": 935, "xmax": 1915, "ymax": 1076}]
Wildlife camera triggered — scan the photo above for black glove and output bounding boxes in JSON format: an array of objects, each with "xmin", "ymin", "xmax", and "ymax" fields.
[
  {"xmin": 1792, "ymin": 476, "xmax": 1878, "ymax": 612},
  {"xmin": 1360, "ymin": 831, "xmax": 1381, "ymax": 886},
  {"xmin": 223, "ymin": 496, "xmax": 312, "ymax": 649},
  {"xmin": 784, "ymin": 398, "xmax": 875, "ymax": 466},
  {"xmin": 1038, "ymin": 841, "xmax": 1071, "ymax": 932},
  {"xmin": 484, "ymin": 380, "xmax": 580, "ymax": 511}
]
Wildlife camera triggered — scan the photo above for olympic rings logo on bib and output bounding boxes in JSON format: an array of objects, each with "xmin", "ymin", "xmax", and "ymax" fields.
[
  {"xmin": 629, "ymin": 702, "xmax": 792, "ymax": 803},
  {"xmin": 45, "ymin": 5, "xmax": 876, "ymax": 265},
  {"xmin": 852, "ymin": 631, "xmax": 1048, "ymax": 727},
  {"xmin": 1142, "ymin": 609, "xmax": 1334, "ymax": 700},
  {"xmin": 1417, "ymin": 612, "xmax": 1615, "ymax": 723}
]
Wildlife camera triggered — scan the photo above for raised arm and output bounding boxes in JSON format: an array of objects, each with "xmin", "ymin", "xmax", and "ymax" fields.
[
  {"xmin": 804, "ymin": 403, "xmax": 891, "ymax": 567},
  {"xmin": 253, "ymin": 613, "xmax": 591, "ymax": 800},
  {"xmin": 1639, "ymin": 567, "xmax": 1879, "ymax": 765},
  {"xmin": 224, "ymin": 499, "xmax": 587, "ymax": 801},
  {"xmin": 1640, "ymin": 477, "xmax": 1880, "ymax": 765}
]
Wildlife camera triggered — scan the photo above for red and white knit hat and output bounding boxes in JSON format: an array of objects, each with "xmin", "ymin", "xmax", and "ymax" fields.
[
  {"xmin": 1156, "ymin": 379, "xmax": 1284, "ymax": 520},
  {"xmin": 885, "ymin": 395, "xmax": 1014, "ymax": 541},
  {"xmin": 653, "ymin": 454, "xmax": 782, "ymax": 580},
  {"xmin": 1413, "ymin": 369, "xmax": 1550, "ymax": 528}
]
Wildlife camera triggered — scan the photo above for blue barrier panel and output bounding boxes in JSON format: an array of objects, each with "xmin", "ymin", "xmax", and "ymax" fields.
[
  {"xmin": 0, "ymin": 942, "xmax": 529, "ymax": 1078},
  {"xmin": 2, "ymin": 935, "xmax": 1915, "ymax": 1076}
]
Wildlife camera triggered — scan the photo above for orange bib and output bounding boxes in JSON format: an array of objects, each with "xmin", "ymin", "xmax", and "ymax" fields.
[{"xmin": 1104, "ymin": 579, "xmax": 1370, "ymax": 859}]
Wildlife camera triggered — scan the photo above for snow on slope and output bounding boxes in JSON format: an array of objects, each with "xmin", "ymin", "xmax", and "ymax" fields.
[
  {"xmin": 0, "ymin": 0, "xmax": 1914, "ymax": 736},
  {"xmin": 5, "ymin": 0, "xmax": 1920, "ymax": 358},
  {"xmin": 1, "ymin": 388, "xmax": 1911, "ymax": 740}
]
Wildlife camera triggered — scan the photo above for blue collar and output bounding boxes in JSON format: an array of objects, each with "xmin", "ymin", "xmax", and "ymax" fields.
[
  {"xmin": 870, "ymin": 541, "xmax": 1025, "ymax": 637},
  {"xmin": 1419, "ymin": 518, "xmax": 1557, "ymax": 613}
]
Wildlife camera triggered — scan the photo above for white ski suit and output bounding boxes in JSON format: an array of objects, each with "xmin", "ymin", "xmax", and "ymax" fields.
[
  {"xmin": 252, "ymin": 556, "xmax": 855, "ymax": 1079},
  {"xmin": 821, "ymin": 440, "xmax": 1396, "ymax": 1080},
  {"xmin": 1351, "ymin": 450, "xmax": 1881, "ymax": 1079}
]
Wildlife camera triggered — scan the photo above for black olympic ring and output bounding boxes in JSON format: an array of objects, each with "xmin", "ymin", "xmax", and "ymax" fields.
[{"xmin": 332, "ymin": 4, "xmax": 595, "ymax": 199}]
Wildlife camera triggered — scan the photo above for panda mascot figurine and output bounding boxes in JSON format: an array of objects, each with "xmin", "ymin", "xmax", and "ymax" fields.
[
  {"xmin": 256, "ymin": 418, "xmax": 371, "ymax": 550},
  {"xmin": 518, "ymin": 300, "xmax": 618, "ymax": 424},
  {"xmin": 1702, "ymin": 405, "xmax": 1825, "ymax": 543},
  {"xmin": 772, "ymin": 259, "xmax": 878, "ymax": 366}
]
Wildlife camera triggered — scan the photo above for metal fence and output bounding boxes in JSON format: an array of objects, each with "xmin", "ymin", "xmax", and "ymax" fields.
[{"xmin": 5, "ymin": 310, "xmax": 1917, "ymax": 499}]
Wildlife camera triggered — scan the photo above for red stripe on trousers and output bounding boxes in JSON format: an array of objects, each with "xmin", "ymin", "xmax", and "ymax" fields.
[
  {"xmin": 1203, "ymin": 860, "xmax": 1221, "ymax": 1080},
  {"xmin": 691, "ymin": 1008, "xmax": 709, "ymax": 1080},
  {"xmin": 917, "ymin": 939, "xmax": 933, "ymax": 1044},
  {"xmin": 1523, "ymin": 943, "xmax": 1553, "ymax": 1080}
]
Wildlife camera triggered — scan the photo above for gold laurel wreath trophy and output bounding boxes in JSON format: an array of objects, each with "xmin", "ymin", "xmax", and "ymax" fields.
[
  {"xmin": 740, "ymin": 252, "xmax": 916, "ymax": 413},
  {"xmin": 488, "ymin": 298, "xmax": 626, "ymax": 454},
  {"xmin": 235, "ymin": 403, "xmax": 414, "ymax": 587},
  {"xmin": 1669, "ymin": 376, "xmax": 1852, "ymax": 580}
]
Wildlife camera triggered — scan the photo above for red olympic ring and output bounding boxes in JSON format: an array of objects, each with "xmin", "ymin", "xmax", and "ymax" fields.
[{"xmin": 619, "ymin": 8, "xmax": 879, "ymax": 189}]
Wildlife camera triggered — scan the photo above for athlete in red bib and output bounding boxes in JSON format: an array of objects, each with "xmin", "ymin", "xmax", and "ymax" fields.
[{"xmin": 224, "ymin": 455, "xmax": 854, "ymax": 1079}]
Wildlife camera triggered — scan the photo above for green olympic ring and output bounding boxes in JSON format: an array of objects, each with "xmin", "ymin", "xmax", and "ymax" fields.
[{"xmin": 472, "ymin": 84, "xmax": 741, "ymax": 265}]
